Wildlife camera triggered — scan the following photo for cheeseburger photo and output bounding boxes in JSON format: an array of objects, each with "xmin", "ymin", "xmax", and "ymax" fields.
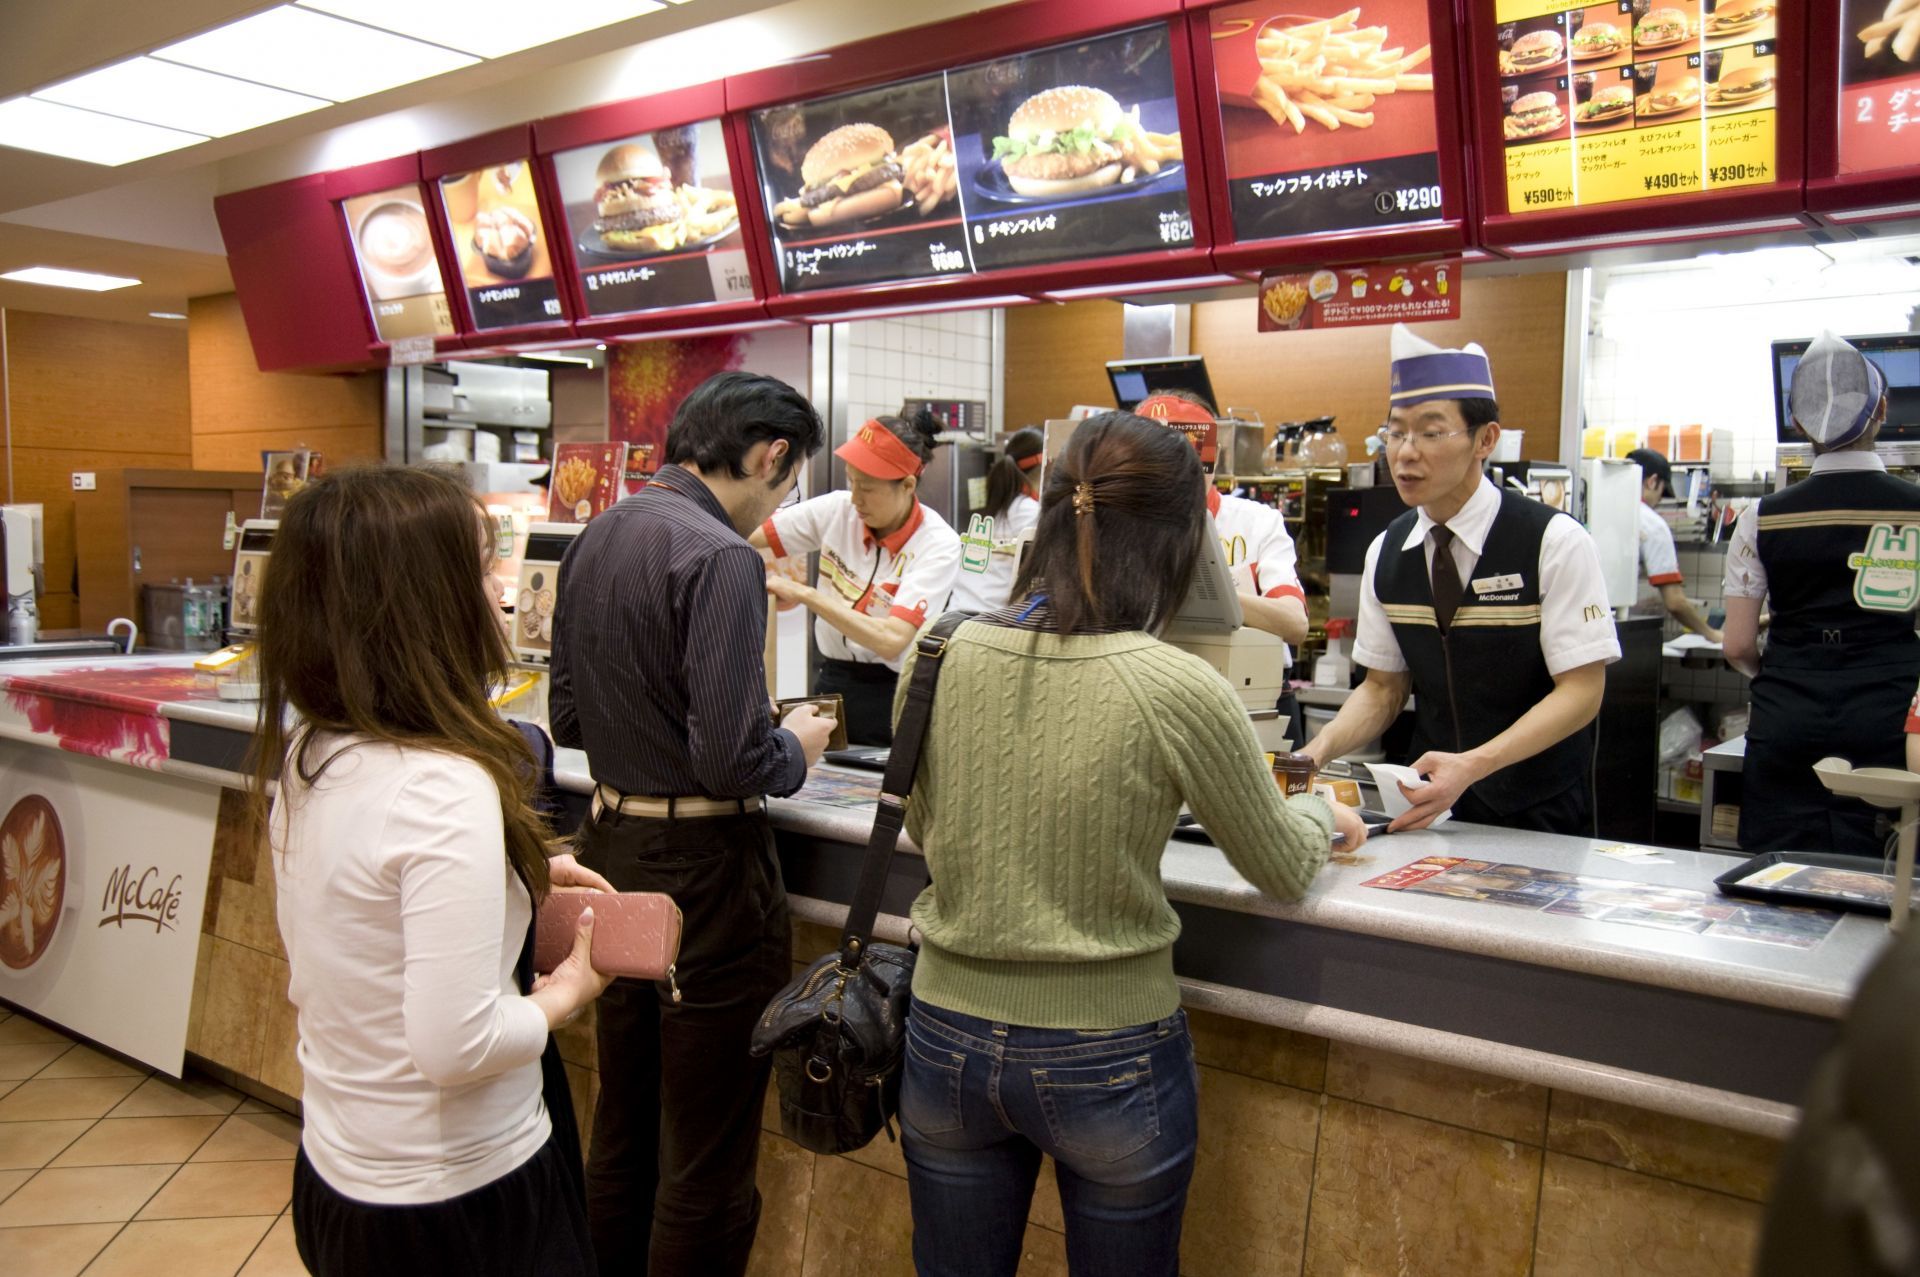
[
  {"xmin": 1504, "ymin": 89, "xmax": 1568, "ymax": 139},
  {"xmin": 592, "ymin": 144, "xmax": 683, "ymax": 249},
  {"xmin": 1508, "ymin": 28, "xmax": 1566, "ymax": 71},
  {"xmin": 774, "ymin": 123, "xmax": 907, "ymax": 228},
  {"xmin": 1708, "ymin": 63, "xmax": 1775, "ymax": 105}
]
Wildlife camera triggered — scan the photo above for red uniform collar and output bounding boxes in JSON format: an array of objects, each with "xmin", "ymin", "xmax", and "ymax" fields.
[
  {"xmin": 1206, "ymin": 486, "xmax": 1222, "ymax": 517},
  {"xmin": 863, "ymin": 499, "xmax": 926, "ymax": 554}
]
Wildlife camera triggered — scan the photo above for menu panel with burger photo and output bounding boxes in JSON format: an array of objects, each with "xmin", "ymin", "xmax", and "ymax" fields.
[
  {"xmin": 1207, "ymin": 0, "xmax": 1447, "ymax": 243},
  {"xmin": 1631, "ymin": 0, "xmax": 1700, "ymax": 54},
  {"xmin": 1703, "ymin": 0, "xmax": 1776, "ymax": 47},
  {"xmin": 1570, "ymin": 66, "xmax": 1637, "ymax": 129},
  {"xmin": 1503, "ymin": 73, "xmax": 1575, "ymax": 144},
  {"xmin": 341, "ymin": 186, "xmax": 455, "ymax": 342},
  {"xmin": 553, "ymin": 120, "xmax": 752, "ymax": 318},
  {"xmin": 944, "ymin": 23, "xmax": 1194, "ymax": 271},
  {"xmin": 1567, "ymin": 2, "xmax": 1634, "ymax": 70},
  {"xmin": 1837, "ymin": 0, "xmax": 1919, "ymax": 175},
  {"xmin": 748, "ymin": 75, "xmax": 967, "ymax": 293},
  {"xmin": 438, "ymin": 160, "xmax": 565, "ymax": 330}
]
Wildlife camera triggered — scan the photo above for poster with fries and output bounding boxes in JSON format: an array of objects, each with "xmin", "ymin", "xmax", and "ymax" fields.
[
  {"xmin": 746, "ymin": 21, "xmax": 1194, "ymax": 291},
  {"xmin": 552, "ymin": 119, "xmax": 754, "ymax": 318},
  {"xmin": 546, "ymin": 442, "xmax": 628, "ymax": 525},
  {"xmin": 1210, "ymin": 0, "xmax": 1447, "ymax": 242},
  {"xmin": 1494, "ymin": 0, "xmax": 1784, "ymax": 211},
  {"xmin": 1257, "ymin": 258, "xmax": 1460, "ymax": 331},
  {"xmin": 1839, "ymin": 0, "xmax": 1920, "ymax": 174}
]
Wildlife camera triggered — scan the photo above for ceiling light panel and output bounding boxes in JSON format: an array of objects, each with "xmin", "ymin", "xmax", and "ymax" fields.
[
  {"xmin": 35, "ymin": 57, "xmax": 330, "ymax": 138},
  {"xmin": 0, "ymin": 97, "xmax": 204, "ymax": 165},
  {"xmin": 154, "ymin": 7, "xmax": 478, "ymax": 103},
  {"xmin": 299, "ymin": 0, "xmax": 666, "ymax": 59},
  {"xmin": 3, "ymin": 266, "xmax": 143, "ymax": 291}
]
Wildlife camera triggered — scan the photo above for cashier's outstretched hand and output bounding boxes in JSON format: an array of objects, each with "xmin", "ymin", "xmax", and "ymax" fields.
[{"xmin": 1393, "ymin": 750, "xmax": 1486, "ymax": 832}]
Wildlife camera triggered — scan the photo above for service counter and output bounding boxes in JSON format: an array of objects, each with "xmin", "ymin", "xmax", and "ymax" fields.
[{"xmin": 0, "ymin": 656, "xmax": 1855, "ymax": 1274}]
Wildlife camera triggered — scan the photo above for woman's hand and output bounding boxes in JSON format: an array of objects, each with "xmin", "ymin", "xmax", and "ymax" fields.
[
  {"xmin": 1329, "ymin": 802, "xmax": 1370, "ymax": 851},
  {"xmin": 548, "ymin": 852, "xmax": 614, "ymax": 895},
  {"xmin": 530, "ymin": 908, "xmax": 614, "ymax": 1030}
]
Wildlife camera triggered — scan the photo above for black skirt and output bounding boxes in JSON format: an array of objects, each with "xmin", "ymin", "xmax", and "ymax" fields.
[{"xmin": 293, "ymin": 1132, "xmax": 593, "ymax": 1277}]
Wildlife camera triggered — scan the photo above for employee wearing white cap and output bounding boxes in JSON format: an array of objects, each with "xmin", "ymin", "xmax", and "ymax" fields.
[
  {"xmin": 1301, "ymin": 325, "xmax": 1620, "ymax": 834},
  {"xmin": 1723, "ymin": 331, "xmax": 1918, "ymax": 855},
  {"xmin": 753, "ymin": 411, "xmax": 962, "ymax": 745}
]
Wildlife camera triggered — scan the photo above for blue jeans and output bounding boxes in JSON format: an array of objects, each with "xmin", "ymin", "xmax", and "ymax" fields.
[{"xmin": 899, "ymin": 997, "xmax": 1199, "ymax": 1277}]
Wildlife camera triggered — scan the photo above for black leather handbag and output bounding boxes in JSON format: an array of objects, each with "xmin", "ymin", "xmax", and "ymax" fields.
[{"xmin": 749, "ymin": 610, "xmax": 972, "ymax": 1156}]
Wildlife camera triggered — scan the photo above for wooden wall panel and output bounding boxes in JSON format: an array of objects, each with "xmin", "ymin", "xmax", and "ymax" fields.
[
  {"xmin": 1002, "ymin": 275, "xmax": 1569, "ymax": 462},
  {"xmin": 1189, "ymin": 274, "xmax": 1569, "ymax": 461},
  {"xmin": 3, "ymin": 310, "xmax": 193, "ymax": 633},
  {"xmin": 188, "ymin": 292, "xmax": 383, "ymax": 469},
  {"xmin": 1004, "ymin": 301, "xmax": 1126, "ymax": 433}
]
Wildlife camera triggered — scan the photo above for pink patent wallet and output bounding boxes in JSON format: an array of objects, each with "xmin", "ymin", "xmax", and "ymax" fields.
[{"xmin": 535, "ymin": 890, "xmax": 682, "ymax": 982}]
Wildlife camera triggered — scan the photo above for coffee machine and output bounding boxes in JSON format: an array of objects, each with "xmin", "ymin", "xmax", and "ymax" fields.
[{"xmin": 2, "ymin": 504, "xmax": 44, "ymax": 646}]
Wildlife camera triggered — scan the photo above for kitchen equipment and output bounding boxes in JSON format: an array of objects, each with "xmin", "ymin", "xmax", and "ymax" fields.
[{"xmin": 2, "ymin": 505, "xmax": 44, "ymax": 647}]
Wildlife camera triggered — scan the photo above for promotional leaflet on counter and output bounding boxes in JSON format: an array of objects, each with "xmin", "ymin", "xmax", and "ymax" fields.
[
  {"xmin": 1492, "ymin": 0, "xmax": 1782, "ymax": 212},
  {"xmin": 746, "ymin": 22, "xmax": 1196, "ymax": 293}
]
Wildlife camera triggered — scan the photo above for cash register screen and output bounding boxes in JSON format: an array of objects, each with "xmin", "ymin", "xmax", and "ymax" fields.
[
  {"xmin": 1105, "ymin": 356, "xmax": 1218, "ymax": 414},
  {"xmin": 1773, "ymin": 334, "xmax": 1920, "ymax": 444}
]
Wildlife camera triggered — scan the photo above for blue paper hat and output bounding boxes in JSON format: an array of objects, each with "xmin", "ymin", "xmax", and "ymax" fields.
[{"xmin": 1389, "ymin": 324, "xmax": 1495, "ymax": 406}]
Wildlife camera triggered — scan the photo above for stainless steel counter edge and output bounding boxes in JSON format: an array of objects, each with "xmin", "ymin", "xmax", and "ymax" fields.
[{"xmin": 786, "ymin": 894, "xmax": 1797, "ymax": 1140}]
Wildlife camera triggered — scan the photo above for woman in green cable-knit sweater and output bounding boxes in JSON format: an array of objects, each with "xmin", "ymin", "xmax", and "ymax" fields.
[{"xmin": 893, "ymin": 412, "xmax": 1363, "ymax": 1277}]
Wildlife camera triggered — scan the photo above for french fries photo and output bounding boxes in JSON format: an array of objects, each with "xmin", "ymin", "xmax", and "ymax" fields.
[
  {"xmin": 1261, "ymin": 278, "xmax": 1309, "ymax": 327},
  {"xmin": 1252, "ymin": 7, "xmax": 1434, "ymax": 135},
  {"xmin": 901, "ymin": 130, "xmax": 959, "ymax": 216},
  {"xmin": 1859, "ymin": 0, "xmax": 1920, "ymax": 62}
]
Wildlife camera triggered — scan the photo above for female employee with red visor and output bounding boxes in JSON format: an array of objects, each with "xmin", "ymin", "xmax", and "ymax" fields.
[{"xmin": 752, "ymin": 411, "xmax": 962, "ymax": 745}]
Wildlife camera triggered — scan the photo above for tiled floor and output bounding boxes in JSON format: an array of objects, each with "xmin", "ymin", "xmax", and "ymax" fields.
[{"xmin": 0, "ymin": 1005, "xmax": 305, "ymax": 1277}]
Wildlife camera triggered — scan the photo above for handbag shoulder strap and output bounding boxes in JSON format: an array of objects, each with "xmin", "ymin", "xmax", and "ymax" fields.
[{"xmin": 838, "ymin": 609, "xmax": 974, "ymax": 963}]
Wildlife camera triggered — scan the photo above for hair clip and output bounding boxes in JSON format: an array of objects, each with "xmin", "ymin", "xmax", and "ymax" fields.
[{"xmin": 1072, "ymin": 481, "xmax": 1095, "ymax": 516}]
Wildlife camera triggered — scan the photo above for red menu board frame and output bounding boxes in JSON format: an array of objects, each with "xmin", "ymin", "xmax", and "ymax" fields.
[
  {"xmin": 1464, "ymin": 0, "xmax": 1813, "ymax": 255},
  {"xmin": 1184, "ymin": 0, "xmax": 1479, "ymax": 272},
  {"xmin": 1805, "ymin": 0, "xmax": 1920, "ymax": 223},
  {"xmin": 722, "ymin": 0, "xmax": 1223, "ymax": 320},
  {"xmin": 324, "ymin": 153, "xmax": 464, "ymax": 360},
  {"xmin": 421, "ymin": 125, "xmax": 576, "ymax": 349},
  {"xmin": 533, "ymin": 80, "xmax": 771, "ymax": 338}
]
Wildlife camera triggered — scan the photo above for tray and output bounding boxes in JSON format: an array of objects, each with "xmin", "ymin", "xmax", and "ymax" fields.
[{"xmin": 1714, "ymin": 851, "xmax": 1907, "ymax": 917}]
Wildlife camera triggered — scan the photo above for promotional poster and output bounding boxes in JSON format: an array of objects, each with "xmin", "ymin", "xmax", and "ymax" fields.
[
  {"xmin": 437, "ymin": 159, "xmax": 566, "ymax": 329},
  {"xmin": 341, "ymin": 185, "xmax": 456, "ymax": 341}
]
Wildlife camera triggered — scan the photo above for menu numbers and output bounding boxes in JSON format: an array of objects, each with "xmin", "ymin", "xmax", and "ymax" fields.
[
  {"xmin": 1520, "ymin": 185, "xmax": 1575, "ymax": 206},
  {"xmin": 1708, "ymin": 162, "xmax": 1769, "ymax": 181},
  {"xmin": 1391, "ymin": 185, "xmax": 1444, "ymax": 213},
  {"xmin": 1157, "ymin": 211, "xmax": 1194, "ymax": 245},
  {"xmin": 928, "ymin": 243, "xmax": 967, "ymax": 272},
  {"xmin": 1641, "ymin": 171, "xmax": 1702, "ymax": 191},
  {"xmin": 543, "ymin": 298, "xmax": 563, "ymax": 317},
  {"xmin": 586, "ymin": 267, "xmax": 658, "ymax": 291}
]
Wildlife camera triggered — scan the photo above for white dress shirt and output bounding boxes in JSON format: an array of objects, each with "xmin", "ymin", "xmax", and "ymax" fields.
[
  {"xmin": 1353, "ymin": 476, "xmax": 1621, "ymax": 676},
  {"xmin": 274, "ymin": 737, "xmax": 551, "ymax": 1205}
]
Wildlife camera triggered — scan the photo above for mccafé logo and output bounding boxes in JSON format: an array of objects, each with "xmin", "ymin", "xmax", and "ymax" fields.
[{"xmin": 99, "ymin": 865, "xmax": 185, "ymax": 934}]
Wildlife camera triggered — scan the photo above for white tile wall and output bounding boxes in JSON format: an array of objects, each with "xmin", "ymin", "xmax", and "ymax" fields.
[
  {"xmin": 841, "ymin": 311, "xmax": 997, "ymax": 438},
  {"xmin": 1584, "ymin": 248, "xmax": 1920, "ymax": 483}
]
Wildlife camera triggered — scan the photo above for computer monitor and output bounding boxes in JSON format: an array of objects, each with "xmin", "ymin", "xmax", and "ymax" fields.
[
  {"xmin": 1106, "ymin": 356, "xmax": 1218, "ymax": 413},
  {"xmin": 1773, "ymin": 333, "xmax": 1920, "ymax": 443}
]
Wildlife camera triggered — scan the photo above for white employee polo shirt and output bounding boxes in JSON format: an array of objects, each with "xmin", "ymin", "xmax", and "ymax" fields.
[
  {"xmin": 1211, "ymin": 487, "xmax": 1306, "ymax": 664},
  {"xmin": 1633, "ymin": 502, "xmax": 1684, "ymax": 615},
  {"xmin": 948, "ymin": 492, "xmax": 1040, "ymax": 614},
  {"xmin": 1723, "ymin": 450, "xmax": 1888, "ymax": 600},
  {"xmin": 1353, "ymin": 476, "xmax": 1621, "ymax": 676},
  {"xmin": 765, "ymin": 491, "xmax": 962, "ymax": 672}
]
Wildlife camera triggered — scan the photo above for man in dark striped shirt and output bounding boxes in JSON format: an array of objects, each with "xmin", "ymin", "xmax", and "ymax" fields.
[{"xmin": 551, "ymin": 371, "xmax": 833, "ymax": 1277}]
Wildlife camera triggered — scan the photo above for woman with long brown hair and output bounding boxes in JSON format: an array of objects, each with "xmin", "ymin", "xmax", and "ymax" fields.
[
  {"xmin": 892, "ymin": 413, "xmax": 1363, "ymax": 1277},
  {"xmin": 253, "ymin": 464, "xmax": 611, "ymax": 1276}
]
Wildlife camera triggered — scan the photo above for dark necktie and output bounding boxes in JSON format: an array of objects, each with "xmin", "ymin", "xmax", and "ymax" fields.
[{"xmin": 1429, "ymin": 525, "xmax": 1463, "ymax": 633}]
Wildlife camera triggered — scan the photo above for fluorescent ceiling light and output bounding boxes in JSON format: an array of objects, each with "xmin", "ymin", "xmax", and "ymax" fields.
[
  {"xmin": 154, "ymin": 7, "xmax": 478, "ymax": 103},
  {"xmin": 3, "ymin": 266, "xmax": 143, "ymax": 291},
  {"xmin": 150, "ymin": 311, "xmax": 188, "ymax": 319},
  {"xmin": 35, "ymin": 57, "xmax": 330, "ymax": 137},
  {"xmin": 300, "ymin": 0, "xmax": 666, "ymax": 60},
  {"xmin": 0, "ymin": 97, "xmax": 203, "ymax": 165}
]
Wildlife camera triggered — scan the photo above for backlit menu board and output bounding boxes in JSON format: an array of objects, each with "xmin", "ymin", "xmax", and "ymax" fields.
[
  {"xmin": 551, "ymin": 119, "xmax": 755, "ymax": 317},
  {"xmin": 340, "ymin": 186, "xmax": 455, "ymax": 341},
  {"xmin": 746, "ymin": 23, "xmax": 1195, "ymax": 293},
  {"xmin": 1206, "ymin": 0, "xmax": 1446, "ymax": 241},
  {"xmin": 436, "ymin": 159, "xmax": 565, "ymax": 329},
  {"xmin": 1838, "ymin": 0, "xmax": 1920, "ymax": 173},
  {"xmin": 1493, "ymin": 0, "xmax": 1782, "ymax": 212}
]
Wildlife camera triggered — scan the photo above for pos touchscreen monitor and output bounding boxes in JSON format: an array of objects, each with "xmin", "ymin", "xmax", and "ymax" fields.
[
  {"xmin": 1106, "ymin": 355, "xmax": 1217, "ymax": 412},
  {"xmin": 1773, "ymin": 334, "xmax": 1920, "ymax": 444}
]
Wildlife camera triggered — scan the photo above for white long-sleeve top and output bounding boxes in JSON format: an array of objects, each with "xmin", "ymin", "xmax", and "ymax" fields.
[{"xmin": 273, "ymin": 735, "xmax": 551, "ymax": 1204}]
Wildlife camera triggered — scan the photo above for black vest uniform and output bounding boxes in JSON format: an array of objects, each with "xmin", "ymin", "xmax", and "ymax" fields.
[
  {"xmin": 1741, "ymin": 467, "xmax": 1920, "ymax": 855},
  {"xmin": 1373, "ymin": 491, "xmax": 1596, "ymax": 835}
]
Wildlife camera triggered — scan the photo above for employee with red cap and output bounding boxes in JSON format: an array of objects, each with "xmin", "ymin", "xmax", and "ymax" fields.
[{"xmin": 752, "ymin": 411, "xmax": 962, "ymax": 745}]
